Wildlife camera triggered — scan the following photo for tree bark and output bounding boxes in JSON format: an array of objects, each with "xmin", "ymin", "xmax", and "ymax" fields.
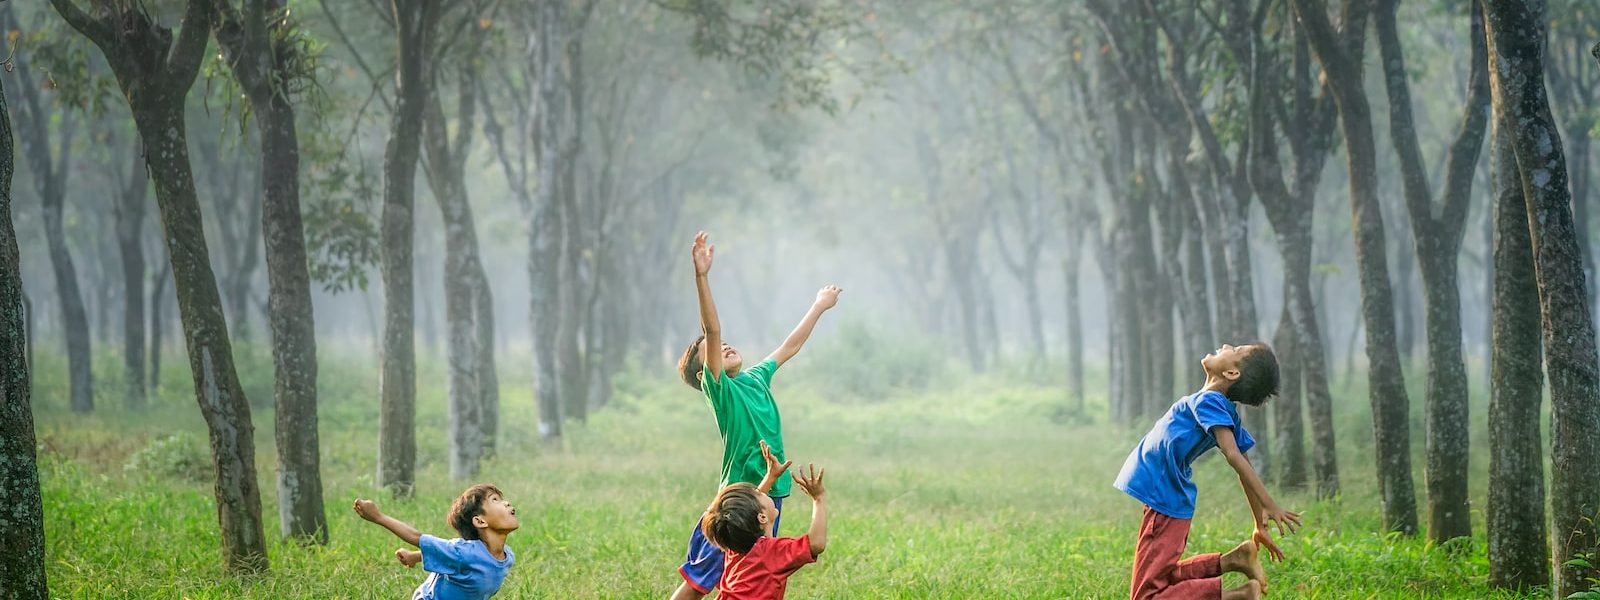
[
  {"xmin": 422, "ymin": 69, "xmax": 496, "ymax": 479},
  {"xmin": 1376, "ymin": 0, "xmax": 1490, "ymax": 543},
  {"xmin": 1485, "ymin": 106, "xmax": 1548, "ymax": 592},
  {"xmin": 1064, "ymin": 240, "xmax": 1084, "ymax": 413},
  {"xmin": 1271, "ymin": 302, "xmax": 1308, "ymax": 489},
  {"xmin": 378, "ymin": 0, "xmax": 438, "ymax": 495},
  {"xmin": 1294, "ymin": 0, "xmax": 1419, "ymax": 535},
  {"xmin": 211, "ymin": 0, "xmax": 329, "ymax": 543},
  {"xmin": 531, "ymin": 0, "xmax": 569, "ymax": 439},
  {"xmin": 9, "ymin": 47, "xmax": 92, "ymax": 413},
  {"xmin": 51, "ymin": 0, "xmax": 270, "ymax": 571},
  {"xmin": 114, "ymin": 136, "xmax": 149, "ymax": 409},
  {"xmin": 0, "ymin": 70, "xmax": 50, "ymax": 600},
  {"xmin": 149, "ymin": 260, "xmax": 171, "ymax": 388},
  {"xmin": 1484, "ymin": 3, "xmax": 1600, "ymax": 594}
]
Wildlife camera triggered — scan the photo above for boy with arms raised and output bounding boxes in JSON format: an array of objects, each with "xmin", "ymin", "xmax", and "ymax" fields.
[
  {"xmin": 354, "ymin": 485, "xmax": 518, "ymax": 599},
  {"xmin": 702, "ymin": 441, "xmax": 829, "ymax": 600},
  {"xmin": 1113, "ymin": 343, "xmax": 1302, "ymax": 600},
  {"xmin": 672, "ymin": 231, "xmax": 840, "ymax": 599}
]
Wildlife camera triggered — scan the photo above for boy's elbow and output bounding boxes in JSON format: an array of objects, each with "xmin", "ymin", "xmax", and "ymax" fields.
[{"xmin": 810, "ymin": 539, "xmax": 827, "ymax": 557}]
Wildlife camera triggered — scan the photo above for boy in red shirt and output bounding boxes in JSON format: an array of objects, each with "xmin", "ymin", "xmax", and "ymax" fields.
[{"xmin": 700, "ymin": 443, "xmax": 828, "ymax": 600}]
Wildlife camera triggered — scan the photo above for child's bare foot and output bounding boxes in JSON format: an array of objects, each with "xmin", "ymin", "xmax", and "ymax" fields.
[
  {"xmin": 1222, "ymin": 539, "xmax": 1268, "ymax": 594},
  {"xmin": 1222, "ymin": 579, "xmax": 1262, "ymax": 600},
  {"xmin": 396, "ymin": 548, "xmax": 421, "ymax": 568}
]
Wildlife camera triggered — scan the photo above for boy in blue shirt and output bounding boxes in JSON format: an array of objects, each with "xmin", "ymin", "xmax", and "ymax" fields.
[
  {"xmin": 354, "ymin": 484, "xmax": 519, "ymax": 599},
  {"xmin": 1114, "ymin": 343, "xmax": 1301, "ymax": 600}
]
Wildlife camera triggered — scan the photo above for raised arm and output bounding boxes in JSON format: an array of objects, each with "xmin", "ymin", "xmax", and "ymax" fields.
[
  {"xmin": 767, "ymin": 286, "xmax": 842, "ymax": 367},
  {"xmin": 793, "ymin": 464, "xmax": 828, "ymax": 557},
  {"xmin": 353, "ymin": 499, "xmax": 423, "ymax": 547},
  {"xmin": 693, "ymin": 232, "xmax": 724, "ymax": 379},
  {"xmin": 755, "ymin": 440, "xmax": 793, "ymax": 496},
  {"xmin": 1213, "ymin": 427, "xmax": 1302, "ymax": 560}
]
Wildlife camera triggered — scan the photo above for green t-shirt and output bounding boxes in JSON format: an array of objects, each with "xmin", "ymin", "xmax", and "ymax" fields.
[{"xmin": 701, "ymin": 358, "xmax": 791, "ymax": 497}]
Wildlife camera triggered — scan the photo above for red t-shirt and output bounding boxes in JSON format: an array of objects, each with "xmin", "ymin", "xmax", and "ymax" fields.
[{"xmin": 717, "ymin": 535, "xmax": 818, "ymax": 599}]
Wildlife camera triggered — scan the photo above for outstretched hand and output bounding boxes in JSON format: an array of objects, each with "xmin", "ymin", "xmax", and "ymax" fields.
[
  {"xmin": 1254, "ymin": 527, "xmax": 1286, "ymax": 562},
  {"xmin": 760, "ymin": 440, "xmax": 792, "ymax": 481},
  {"xmin": 692, "ymin": 231, "xmax": 715, "ymax": 276},
  {"xmin": 1261, "ymin": 505, "xmax": 1303, "ymax": 538},
  {"xmin": 793, "ymin": 464, "xmax": 827, "ymax": 501},
  {"xmin": 814, "ymin": 285, "xmax": 842, "ymax": 310}
]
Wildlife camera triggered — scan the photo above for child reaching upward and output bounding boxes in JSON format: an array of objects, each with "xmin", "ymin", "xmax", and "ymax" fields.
[
  {"xmin": 702, "ymin": 442, "xmax": 828, "ymax": 600},
  {"xmin": 354, "ymin": 485, "xmax": 519, "ymax": 599},
  {"xmin": 671, "ymin": 231, "xmax": 840, "ymax": 599},
  {"xmin": 1113, "ymin": 343, "xmax": 1301, "ymax": 600}
]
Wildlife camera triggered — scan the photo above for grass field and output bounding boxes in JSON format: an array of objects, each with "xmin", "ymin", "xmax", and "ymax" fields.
[{"xmin": 26, "ymin": 343, "xmax": 1551, "ymax": 599}]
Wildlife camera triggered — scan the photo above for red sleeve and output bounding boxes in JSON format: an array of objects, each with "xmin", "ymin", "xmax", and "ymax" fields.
[{"xmin": 767, "ymin": 535, "xmax": 817, "ymax": 575}]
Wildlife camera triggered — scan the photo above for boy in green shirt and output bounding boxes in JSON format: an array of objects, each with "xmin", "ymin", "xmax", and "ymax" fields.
[{"xmin": 670, "ymin": 231, "xmax": 840, "ymax": 600}]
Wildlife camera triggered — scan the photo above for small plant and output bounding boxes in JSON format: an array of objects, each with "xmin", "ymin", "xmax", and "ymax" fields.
[
  {"xmin": 1567, "ymin": 555, "xmax": 1600, "ymax": 600},
  {"xmin": 124, "ymin": 433, "xmax": 212, "ymax": 483}
]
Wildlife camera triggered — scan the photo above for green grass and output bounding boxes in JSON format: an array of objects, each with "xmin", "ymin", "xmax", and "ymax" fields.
[{"xmin": 27, "ymin": 344, "xmax": 1548, "ymax": 598}]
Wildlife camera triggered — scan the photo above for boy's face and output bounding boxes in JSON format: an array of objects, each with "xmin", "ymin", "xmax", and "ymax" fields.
[
  {"xmin": 473, "ymin": 493, "xmax": 520, "ymax": 534},
  {"xmin": 1202, "ymin": 343, "xmax": 1252, "ymax": 382},
  {"xmin": 753, "ymin": 492, "xmax": 778, "ymax": 537},
  {"xmin": 720, "ymin": 342, "xmax": 744, "ymax": 375}
]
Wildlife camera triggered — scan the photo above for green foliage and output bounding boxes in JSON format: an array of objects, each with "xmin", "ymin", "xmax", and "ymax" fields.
[
  {"xmin": 659, "ymin": 0, "xmax": 889, "ymax": 115},
  {"xmin": 13, "ymin": 16, "xmax": 117, "ymax": 117},
  {"xmin": 1566, "ymin": 556, "xmax": 1600, "ymax": 599},
  {"xmin": 123, "ymin": 433, "xmax": 211, "ymax": 483},
  {"xmin": 790, "ymin": 319, "xmax": 945, "ymax": 401},
  {"xmin": 301, "ymin": 133, "xmax": 380, "ymax": 293}
]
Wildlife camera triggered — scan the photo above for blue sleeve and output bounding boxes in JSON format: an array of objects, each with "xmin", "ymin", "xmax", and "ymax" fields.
[
  {"xmin": 746, "ymin": 358, "xmax": 778, "ymax": 387},
  {"xmin": 1193, "ymin": 391, "xmax": 1244, "ymax": 445},
  {"xmin": 418, "ymin": 534, "xmax": 464, "ymax": 576}
]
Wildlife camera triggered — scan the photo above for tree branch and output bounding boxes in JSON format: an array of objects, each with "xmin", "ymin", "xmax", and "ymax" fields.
[{"xmin": 46, "ymin": 0, "xmax": 113, "ymax": 49}]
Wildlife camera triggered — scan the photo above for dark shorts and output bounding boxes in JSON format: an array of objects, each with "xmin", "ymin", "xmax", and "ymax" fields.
[{"xmin": 678, "ymin": 496, "xmax": 785, "ymax": 594}]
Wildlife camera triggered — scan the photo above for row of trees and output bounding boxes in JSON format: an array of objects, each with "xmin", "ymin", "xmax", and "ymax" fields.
[
  {"xmin": 2, "ymin": 0, "xmax": 1598, "ymax": 597},
  {"xmin": 800, "ymin": 0, "xmax": 1597, "ymax": 595},
  {"xmin": 2, "ymin": 0, "xmax": 868, "ymax": 590}
]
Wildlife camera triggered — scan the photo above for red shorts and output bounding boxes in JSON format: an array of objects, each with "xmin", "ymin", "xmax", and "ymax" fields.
[{"xmin": 1130, "ymin": 506, "xmax": 1223, "ymax": 600}]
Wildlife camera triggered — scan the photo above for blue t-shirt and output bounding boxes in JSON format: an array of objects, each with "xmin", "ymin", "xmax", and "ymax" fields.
[
  {"xmin": 412, "ymin": 534, "xmax": 515, "ymax": 600},
  {"xmin": 1113, "ymin": 390, "xmax": 1256, "ymax": 519}
]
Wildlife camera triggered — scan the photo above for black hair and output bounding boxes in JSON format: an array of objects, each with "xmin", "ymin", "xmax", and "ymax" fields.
[
  {"xmin": 447, "ymin": 484, "xmax": 503, "ymax": 540},
  {"xmin": 1227, "ymin": 343, "xmax": 1280, "ymax": 407},
  {"xmin": 701, "ymin": 483, "xmax": 765, "ymax": 554}
]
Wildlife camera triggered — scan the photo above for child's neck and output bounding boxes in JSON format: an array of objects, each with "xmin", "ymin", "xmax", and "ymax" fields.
[
  {"xmin": 1201, "ymin": 375, "xmax": 1232, "ymax": 395},
  {"xmin": 479, "ymin": 529, "xmax": 509, "ymax": 560}
]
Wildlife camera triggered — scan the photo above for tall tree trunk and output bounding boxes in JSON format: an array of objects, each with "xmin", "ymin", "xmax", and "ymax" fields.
[
  {"xmin": 149, "ymin": 260, "xmax": 171, "ymax": 388},
  {"xmin": 51, "ymin": 0, "xmax": 270, "ymax": 571},
  {"xmin": 211, "ymin": 0, "xmax": 329, "ymax": 542},
  {"xmin": 257, "ymin": 96, "xmax": 325, "ymax": 542},
  {"xmin": 1376, "ymin": 0, "xmax": 1489, "ymax": 543},
  {"xmin": 1063, "ymin": 240, "xmax": 1084, "ymax": 413},
  {"xmin": 1484, "ymin": 6, "xmax": 1600, "ymax": 594},
  {"xmin": 531, "ymin": 0, "xmax": 568, "ymax": 439},
  {"xmin": 378, "ymin": 0, "xmax": 437, "ymax": 495},
  {"xmin": 1485, "ymin": 108, "xmax": 1549, "ymax": 591},
  {"xmin": 1294, "ymin": 0, "xmax": 1420, "ymax": 535},
  {"xmin": 137, "ymin": 100, "xmax": 269, "ymax": 572},
  {"xmin": 10, "ymin": 61, "xmax": 91, "ymax": 413},
  {"xmin": 421, "ymin": 72, "xmax": 495, "ymax": 478},
  {"xmin": 1271, "ymin": 301, "xmax": 1308, "ymax": 489},
  {"xmin": 115, "ymin": 137, "xmax": 149, "ymax": 409},
  {"xmin": 0, "ymin": 70, "xmax": 49, "ymax": 600}
]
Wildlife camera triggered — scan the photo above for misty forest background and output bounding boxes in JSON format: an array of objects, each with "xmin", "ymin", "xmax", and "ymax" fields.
[{"xmin": 2, "ymin": 0, "xmax": 1600, "ymax": 598}]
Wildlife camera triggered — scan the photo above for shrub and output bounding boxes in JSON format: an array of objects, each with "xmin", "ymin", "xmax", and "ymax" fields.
[
  {"xmin": 124, "ymin": 433, "xmax": 212, "ymax": 482},
  {"xmin": 792, "ymin": 319, "xmax": 946, "ymax": 401}
]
